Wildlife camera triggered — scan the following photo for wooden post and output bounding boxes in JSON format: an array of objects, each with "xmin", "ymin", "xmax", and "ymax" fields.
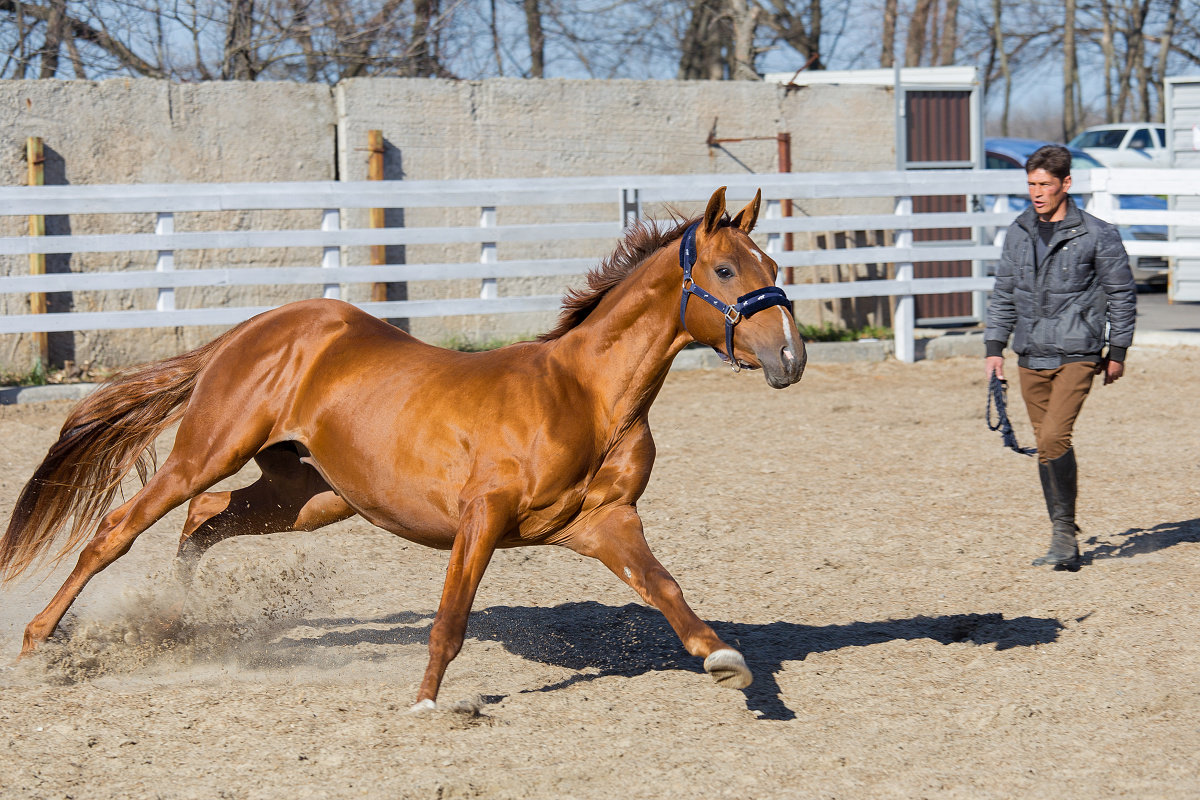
[
  {"xmin": 777, "ymin": 133, "xmax": 795, "ymax": 285},
  {"xmin": 813, "ymin": 234, "xmax": 826, "ymax": 328},
  {"xmin": 368, "ymin": 130, "xmax": 388, "ymax": 303},
  {"xmin": 26, "ymin": 137, "xmax": 48, "ymax": 367}
]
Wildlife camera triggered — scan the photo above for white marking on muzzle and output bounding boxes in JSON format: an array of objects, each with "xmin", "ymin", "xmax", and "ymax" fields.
[{"xmin": 778, "ymin": 306, "xmax": 797, "ymax": 361}]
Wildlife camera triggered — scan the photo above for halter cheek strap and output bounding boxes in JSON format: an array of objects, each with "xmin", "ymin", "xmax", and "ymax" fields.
[{"xmin": 678, "ymin": 221, "xmax": 790, "ymax": 370}]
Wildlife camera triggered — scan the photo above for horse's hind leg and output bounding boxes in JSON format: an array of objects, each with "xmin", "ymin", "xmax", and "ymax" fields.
[
  {"xmin": 20, "ymin": 450, "xmax": 254, "ymax": 657},
  {"xmin": 566, "ymin": 504, "xmax": 752, "ymax": 689},
  {"xmin": 175, "ymin": 443, "xmax": 354, "ymax": 584}
]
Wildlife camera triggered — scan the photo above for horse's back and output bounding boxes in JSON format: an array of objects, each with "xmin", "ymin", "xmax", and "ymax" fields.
[{"xmin": 179, "ymin": 300, "xmax": 589, "ymax": 538}]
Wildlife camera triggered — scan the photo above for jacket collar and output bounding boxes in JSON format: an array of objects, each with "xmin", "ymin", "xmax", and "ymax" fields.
[{"xmin": 1016, "ymin": 195, "xmax": 1085, "ymax": 241}]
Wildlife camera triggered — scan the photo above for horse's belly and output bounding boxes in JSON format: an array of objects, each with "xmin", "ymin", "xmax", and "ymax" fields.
[
  {"xmin": 334, "ymin": 485, "xmax": 460, "ymax": 549},
  {"xmin": 365, "ymin": 506, "xmax": 459, "ymax": 549}
]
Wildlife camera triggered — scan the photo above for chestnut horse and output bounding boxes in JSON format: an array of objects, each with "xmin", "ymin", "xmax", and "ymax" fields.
[{"xmin": 0, "ymin": 186, "xmax": 805, "ymax": 709}]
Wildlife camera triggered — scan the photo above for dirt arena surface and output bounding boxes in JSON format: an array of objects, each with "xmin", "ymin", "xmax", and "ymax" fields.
[{"xmin": 1, "ymin": 346, "xmax": 1198, "ymax": 799}]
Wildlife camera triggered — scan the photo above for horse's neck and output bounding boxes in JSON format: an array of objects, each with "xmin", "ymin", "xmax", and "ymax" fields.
[{"xmin": 553, "ymin": 247, "xmax": 688, "ymax": 425}]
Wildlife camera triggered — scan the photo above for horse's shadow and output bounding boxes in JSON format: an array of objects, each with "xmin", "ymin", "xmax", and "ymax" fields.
[
  {"xmin": 1082, "ymin": 517, "xmax": 1200, "ymax": 565},
  {"xmin": 280, "ymin": 602, "xmax": 1063, "ymax": 721}
]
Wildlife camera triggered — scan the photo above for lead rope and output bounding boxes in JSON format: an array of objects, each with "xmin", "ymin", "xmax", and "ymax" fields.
[{"xmin": 987, "ymin": 375, "xmax": 1036, "ymax": 457}]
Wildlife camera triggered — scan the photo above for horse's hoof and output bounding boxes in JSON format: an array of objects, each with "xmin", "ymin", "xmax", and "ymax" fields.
[
  {"xmin": 19, "ymin": 633, "xmax": 40, "ymax": 660},
  {"xmin": 408, "ymin": 699, "xmax": 437, "ymax": 715},
  {"xmin": 704, "ymin": 648, "xmax": 752, "ymax": 689}
]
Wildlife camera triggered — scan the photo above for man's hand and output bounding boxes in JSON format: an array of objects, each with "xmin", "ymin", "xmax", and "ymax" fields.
[
  {"xmin": 985, "ymin": 355, "xmax": 1005, "ymax": 381},
  {"xmin": 1099, "ymin": 358, "xmax": 1125, "ymax": 385}
]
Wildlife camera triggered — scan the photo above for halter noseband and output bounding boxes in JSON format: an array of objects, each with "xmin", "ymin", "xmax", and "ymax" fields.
[{"xmin": 678, "ymin": 221, "xmax": 790, "ymax": 372}]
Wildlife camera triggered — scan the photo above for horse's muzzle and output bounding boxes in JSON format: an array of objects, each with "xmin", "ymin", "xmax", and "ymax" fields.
[{"xmin": 762, "ymin": 341, "xmax": 806, "ymax": 389}]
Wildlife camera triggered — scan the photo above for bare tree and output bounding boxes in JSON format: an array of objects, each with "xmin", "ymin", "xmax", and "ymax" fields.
[
  {"xmin": 37, "ymin": 0, "xmax": 64, "ymax": 77},
  {"xmin": 903, "ymin": 0, "xmax": 934, "ymax": 65},
  {"xmin": 523, "ymin": 0, "xmax": 544, "ymax": 76},
  {"xmin": 223, "ymin": 0, "xmax": 258, "ymax": 79},
  {"xmin": 761, "ymin": 0, "xmax": 823, "ymax": 71},
  {"xmin": 1063, "ymin": 0, "xmax": 1078, "ymax": 140},
  {"xmin": 1150, "ymin": 0, "xmax": 1179, "ymax": 120},
  {"xmin": 880, "ymin": 0, "xmax": 896, "ymax": 66},
  {"xmin": 990, "ymin": 0, "xmax": 1011, "ymax": 135},
  {"xmin": 727, "ymin": 0, "xmax": 760, "ymax": 78},
  {"xmin": 677, "ymin": 0, "xmax": 728, "ymax": 78},
  {"xmin": 936, "ymin": 0, "xmax": 957, "ymax": 65},
  {"xmin": 0, "ymin": 0, "xmax": 461, "ymax": 81},
  {"xmin": 0, "ymin": 0, "xmax": 166, "ymax": 77},
  {"xmin": 3, "ymin": 0, "xmax": 1198, "ymax": 124}
]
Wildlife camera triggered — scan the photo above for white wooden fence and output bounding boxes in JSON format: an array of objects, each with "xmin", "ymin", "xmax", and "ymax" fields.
[{"xmin": 2, "ymin": 169, "xmax": 1198, "ymax": 363}]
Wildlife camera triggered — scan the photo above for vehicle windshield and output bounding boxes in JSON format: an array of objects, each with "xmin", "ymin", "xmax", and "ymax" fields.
[{"xmin": 1071, "ymin": 129, "xmax": 1126, "ymax": 149}]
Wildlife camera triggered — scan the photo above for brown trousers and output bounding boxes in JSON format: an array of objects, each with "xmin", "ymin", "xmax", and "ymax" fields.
[{"xmin": 1018, "ymin": 362, "xmax": 1097, "ymax": 463}]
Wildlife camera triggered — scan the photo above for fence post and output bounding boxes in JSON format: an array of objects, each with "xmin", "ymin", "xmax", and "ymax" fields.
[
  {"xmin": 480, "ymin": 206, "xmax": 497, "ymax": 299},
  {"xmin": 893, "ymin": 195, "xmax": 915, "ymax": 363},
  {"xmin": 1085, "ymin": 171, "xmax": 1116, "ymax": 221},
  {"xmin": 156, "ymin": 212, "xmax": 175, "ymax": 312},
  {"xmin": 777, "ymin": 133, "xmax": 795, "ymax": 285},
  {"xmin": 367, "ymin": 130, "xmax": 388, "ymax": 303},
  {"xmin": 620, "ymin": 188, "xmax": 641, "ymax": 227},
  {"xmin": 26, "ymin": 136, "xmax": 48, "ymax": 367},
  {"xmin": 765, "ymin": 198, "xmax": 783, "ymax": 285},
  {"xmin": 989, "ymin": 193, "xmax": 1010, "ymax": 248},
  {"xmin": 322, "ymin": 208, "xmax": 341, "ymax": 299}
]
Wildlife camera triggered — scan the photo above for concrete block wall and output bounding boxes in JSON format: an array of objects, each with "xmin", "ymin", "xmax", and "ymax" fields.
[
  {"xmin": 1, "ymin": 77, "xmax": 896, "ymax": 370},
  {"xmin": 1, "ymin": 79, "xmax": 336, "ymax": 370}
]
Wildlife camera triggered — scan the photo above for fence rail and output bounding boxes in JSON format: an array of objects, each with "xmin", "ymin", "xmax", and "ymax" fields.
[{"xmin": 2, "ymin": 168, "xmax": 1199, "ymax": 362}]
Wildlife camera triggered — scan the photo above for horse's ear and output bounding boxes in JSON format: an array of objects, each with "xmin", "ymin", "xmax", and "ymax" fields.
[
  {"xmin": 731, "ymin": 189, "xmax": 762, "ymax": 234},
  {"xmin": 701, "ymin": 186, "xmax": 727, "ymax": 236}
]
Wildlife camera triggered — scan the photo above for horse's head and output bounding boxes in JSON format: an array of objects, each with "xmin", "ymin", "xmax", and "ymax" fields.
[{"xmin": 679, "ymin": 187, "xmax": 806, "ymax": 389}]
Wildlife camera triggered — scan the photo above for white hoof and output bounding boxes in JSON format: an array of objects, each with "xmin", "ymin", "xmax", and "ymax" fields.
[
  {"xmin": 704, "ymin": 649, "xmax": 752, "ymax": 689},
  {"xmin": 408, "ymin": 699, "xmax": 437, "ymax": 715}
]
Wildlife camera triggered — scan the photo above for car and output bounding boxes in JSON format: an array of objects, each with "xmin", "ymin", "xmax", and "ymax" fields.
[
  {"xmin": 1067, "ymin": 123, "xmax": 1169, "ymax": 168},
  {"xmin": 983, "ymin": 137, "xmax": 1168, "ymax": 284},
  {"xmin": 985, "ymin": 136, "xmax": 1104, "ymax": 176}
]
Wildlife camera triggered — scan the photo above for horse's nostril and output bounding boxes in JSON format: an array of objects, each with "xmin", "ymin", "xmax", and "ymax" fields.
[{"xmin": 780, "ymin": 344, "xmax": 805, "ymax": 381}]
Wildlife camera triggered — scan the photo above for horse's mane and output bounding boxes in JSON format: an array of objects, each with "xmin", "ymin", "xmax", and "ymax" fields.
[{"xmin": 538, "ymin": 214, "xmax": 729, "ymax": 341}]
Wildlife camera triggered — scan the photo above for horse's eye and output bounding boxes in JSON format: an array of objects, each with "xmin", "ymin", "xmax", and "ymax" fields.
[{"xmin": 715, "ymin": 266, "xmax": 734, "ymax": 280}]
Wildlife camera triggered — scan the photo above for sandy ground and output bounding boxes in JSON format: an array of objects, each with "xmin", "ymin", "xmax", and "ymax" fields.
[{"xmin": 1, "ymin": 346, "xmax": 1198, "ymax": 799}]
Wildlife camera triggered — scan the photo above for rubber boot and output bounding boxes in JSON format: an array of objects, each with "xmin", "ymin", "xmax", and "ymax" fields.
[{"xmin": 1032, "ymin": 449, "xmax": 1081, "ymax": 570}]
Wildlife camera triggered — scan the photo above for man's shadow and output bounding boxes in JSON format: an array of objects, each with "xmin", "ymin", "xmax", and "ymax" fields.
[
  {"xmin": 279, "ymin": 602, "xmax": 1063, "ymax": 721},
  {"xmin": 1081, "ymin": 517, "xmax": 1200, "ymax": 565}
]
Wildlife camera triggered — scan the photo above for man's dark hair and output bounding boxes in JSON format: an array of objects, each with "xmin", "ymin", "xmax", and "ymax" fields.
[{"xmin": 1025, "ymin": 145, "xmax": 1072, "ymax": 180}]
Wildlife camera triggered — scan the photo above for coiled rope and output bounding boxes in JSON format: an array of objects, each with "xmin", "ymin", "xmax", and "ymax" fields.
[{"xmin": 987, "ymin": 375, "xmax": 1036, "ymax": 457}]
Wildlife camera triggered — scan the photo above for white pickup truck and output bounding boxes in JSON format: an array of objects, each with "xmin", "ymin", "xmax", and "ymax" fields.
[{"xmin": 1068, "ymin": 124, "xmax": 1170, "ymax": 168}]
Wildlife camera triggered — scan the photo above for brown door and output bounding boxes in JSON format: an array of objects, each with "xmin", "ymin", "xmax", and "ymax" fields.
[{"xmin": 906, "ymin": 90, "xmax": 974, "ymax": 322}]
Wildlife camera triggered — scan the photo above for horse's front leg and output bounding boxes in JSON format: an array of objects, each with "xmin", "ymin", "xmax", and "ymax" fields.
[
  {"xmin": 567, "ymin": 504, "xmax": 752, "ymax": 689},
  {"xmin": 412, "ymin": 492, "xmax": 513, "ymax": 711}
]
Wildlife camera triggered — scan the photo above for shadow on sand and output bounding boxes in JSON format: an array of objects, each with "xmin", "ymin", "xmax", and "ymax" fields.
[
  {"xmin": 282, "ymin": 602, "xmax": 1063, "ymax": 721},
  {"xmin": 1082, "ymin": 518, "xmax": 1200, "ymax": 566}
]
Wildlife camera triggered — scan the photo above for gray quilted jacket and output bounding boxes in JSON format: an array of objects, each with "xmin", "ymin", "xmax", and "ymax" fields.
[{"xmin": 985, "ymin": 197, "xmax": 1136, "ymax": 369}]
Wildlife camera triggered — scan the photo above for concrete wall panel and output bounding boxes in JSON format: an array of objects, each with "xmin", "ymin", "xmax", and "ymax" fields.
[{"xmin": 1, "ymin": 79, "xmax": 335, "ymax": 371}]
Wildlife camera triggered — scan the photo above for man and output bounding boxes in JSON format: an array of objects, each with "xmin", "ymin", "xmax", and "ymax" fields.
[{"xmin": 984, "ymin": 144, "xmax": 1136, "ymax": 570}]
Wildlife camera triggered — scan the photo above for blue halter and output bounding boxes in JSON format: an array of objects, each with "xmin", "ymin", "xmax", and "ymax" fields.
[{"xmin": 678, "ymin": 221, "xmax": 790, "ymax": 370}]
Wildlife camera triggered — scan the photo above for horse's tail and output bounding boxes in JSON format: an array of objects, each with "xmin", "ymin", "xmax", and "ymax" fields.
[{"xmin": 0, "ymin": 327, "xmax": 239, "ymax": 584}]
